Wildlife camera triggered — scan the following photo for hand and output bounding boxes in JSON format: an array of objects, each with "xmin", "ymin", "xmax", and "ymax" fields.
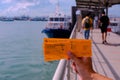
[
  {"xmin": 67, "ymin": 51, "xmax": 112, "ymax": 80},
  {"xmin": 68, "ymin": 51, "xmax": 94, "ymax": 80}
]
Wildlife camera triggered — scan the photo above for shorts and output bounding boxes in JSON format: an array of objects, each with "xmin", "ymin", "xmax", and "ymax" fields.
[{"xmin": 100, "ymin": 27, "xmax": 107, "ymax": 33}]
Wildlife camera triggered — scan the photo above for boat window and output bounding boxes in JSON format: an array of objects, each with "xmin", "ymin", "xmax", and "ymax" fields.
[
  {"xmin": 55, "ymin": 18, "xmax": 59, "ymax": 21},
  {"xmin": 110, "ymin": 23, "xmax": 118, "ymax": 26},
  {"xmin": 60, "ymin": 18, "xmax": 64, "ymax": 21},
  {"xmin": 50, "ymin": 18, "xmax": 54, "ymax": 21},
  {"xmin": 49, "ymin": 18, "xmax": 65, "ymax": 21},
  {"xmin": 55, "ymin": 18, "xmax": 64, "ymax": 21}
]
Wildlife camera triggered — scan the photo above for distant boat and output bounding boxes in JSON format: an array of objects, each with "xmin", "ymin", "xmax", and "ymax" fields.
[
  {"xmin": 30, "ymin": 17, "xmax": 48, "ymax": 21},
  {"xmin": 30, "ymin": 17, "xmax": 41, "ymax": 21},
  {"xmin": 41, "ymin": 2, "xmax": 71, "ymax": 38},
  {"xmin": 0, "ymin": 17, "xmax": 14, "ymax": 21},
  {"xmin": 14, "ymin": 16, "xmax": 29, "ymax": 21}
]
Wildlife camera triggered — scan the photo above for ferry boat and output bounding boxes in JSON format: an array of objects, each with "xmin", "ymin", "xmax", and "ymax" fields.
[
  {"xmin": 41, "ymin": 3, "xmax": 71, "ymax": 38},
  {"xmin": 109, "ymin": 20, "xmax": 120, "ymax": 34}
]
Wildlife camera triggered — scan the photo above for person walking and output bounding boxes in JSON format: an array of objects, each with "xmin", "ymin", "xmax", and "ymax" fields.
[
  {"xmin": 99, "ymin": 11, "xmax": 110, "ymax": 44},
  {"xmin": 82, "ymin": 13, "xmax": 93, "ymax": 39}
]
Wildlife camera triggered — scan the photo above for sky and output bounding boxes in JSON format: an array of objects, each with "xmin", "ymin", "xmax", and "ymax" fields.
[
  {"xmin": 108, "ymin": 5, "xmax": 120, "ymax": 17},
  {"xmin": 0, "ymin": 0, "xmax": 120, "ymax": 17}
]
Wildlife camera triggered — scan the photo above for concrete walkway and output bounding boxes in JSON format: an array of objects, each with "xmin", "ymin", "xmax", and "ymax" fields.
[{"xmin": 76, "ymin": 29, "xmax": 120, "ymax": 80}]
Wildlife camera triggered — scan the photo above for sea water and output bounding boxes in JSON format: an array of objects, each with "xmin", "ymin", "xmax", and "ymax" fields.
[{"xmin": 0, "ymin": 21, "xmax": 58, "ymax": 80}]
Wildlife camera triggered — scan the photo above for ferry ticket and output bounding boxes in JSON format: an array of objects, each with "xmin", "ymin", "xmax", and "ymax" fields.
[{"xmin": 43, "ymin": 38, "xmax": 92, "ymax": 61}]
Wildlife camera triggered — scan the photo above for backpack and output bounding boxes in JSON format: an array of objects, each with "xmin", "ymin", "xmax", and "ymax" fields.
[{"xmin": 84, "ymin": 18, "xmax": 90, "ymax": 28}]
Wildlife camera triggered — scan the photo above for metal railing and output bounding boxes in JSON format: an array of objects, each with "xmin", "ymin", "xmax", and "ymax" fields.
[
  {"xmin": 52, "ymin": 22, "xmax": 80, "ymax": 80},
  {"xmin": 53, "ymin": 12, "xmax": 82, "ymax": 80},
  {"xmin": 52, "ymin": 59, "xmax": 67, "ymax": 80}
]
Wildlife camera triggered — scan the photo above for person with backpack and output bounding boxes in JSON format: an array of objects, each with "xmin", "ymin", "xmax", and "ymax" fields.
[
  {"xmin": 82, "ymin": 13, "xmax": 93, "ymax": 39},
  {"xmin": 99, "ymin": 11, "xmax": 110, "ymax": 44}
]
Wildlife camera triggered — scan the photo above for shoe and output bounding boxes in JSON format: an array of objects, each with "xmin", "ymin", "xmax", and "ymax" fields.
[
  {"xmin": 102, "ymin": 41, "xmax": 105, "ymax": 44},
  {"xmin": 104, "ymin": 40, "xmax": 108, "ymax": 44}
]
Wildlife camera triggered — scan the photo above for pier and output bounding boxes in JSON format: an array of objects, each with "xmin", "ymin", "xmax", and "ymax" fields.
[
  {"xmin": 53, "ymin": 19, "xmax": 120, "ymax": 80},
  {"xmin": 52, "ymin": 0, "xmax": 120, "ymax": 80},
  {"xmin": 76, "ymin": 29, "xmax": 120, "ymax": 80}
]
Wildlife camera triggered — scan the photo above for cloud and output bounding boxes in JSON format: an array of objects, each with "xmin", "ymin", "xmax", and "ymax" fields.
[
  {"xmin": 108, "ymin": 5, "xmax": 120, "ymax": 17},
  {"xmin": 0, "ymin": 0, "xmax": 41, "ymax": 16},
  {"xmin": 0, "ymin": 0, "xmax": 75, "ymax": 16},
  {"xmin": 9, "ymin": 3, "xmax": 31, "ymax": 11},
  {"xmin": 5, "ymin": 2, "xmax": 34, "ymax": 13},
  {"xmin": 1, "ymin": 0, "xmax": 13, "ymax": 4},
  {"xmin": 49, "ymin": 0, "xmax": 58, "ymax": 4}
]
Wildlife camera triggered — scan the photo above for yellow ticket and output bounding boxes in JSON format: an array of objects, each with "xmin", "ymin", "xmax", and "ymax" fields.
[{"xmin": 43, "ymin": 38, "xmax": 92, "ymax": 61}]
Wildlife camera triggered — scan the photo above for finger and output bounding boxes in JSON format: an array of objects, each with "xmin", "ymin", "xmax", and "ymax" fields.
[
  {"xmin": 67, "ymin": 51, "xmax": 77, "ymax": 61},
  {"xmin": 72, "ymin": 62, "xmax": 78, "ymax": 73},
  {"xmin": 67, "ymin": 51, "xmax": 83, "ymax": 64}
]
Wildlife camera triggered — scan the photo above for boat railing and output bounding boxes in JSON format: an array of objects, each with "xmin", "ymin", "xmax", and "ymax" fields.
[{"xmin": 52, "ymin": 11, "xmax": 82, "ymax": 80}]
